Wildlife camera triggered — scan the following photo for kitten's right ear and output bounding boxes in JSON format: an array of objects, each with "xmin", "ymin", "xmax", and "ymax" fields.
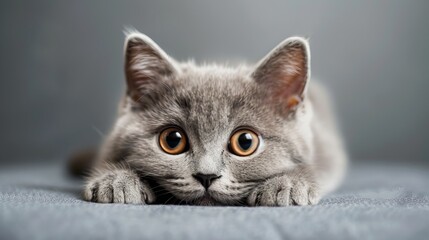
[
  {"xmin": 124, "ymin": 31, "xmax": 179, "ymax": 102},
  {"xmin": 251, "ymin": 37, "xmax": 310, "ymax": 113}
]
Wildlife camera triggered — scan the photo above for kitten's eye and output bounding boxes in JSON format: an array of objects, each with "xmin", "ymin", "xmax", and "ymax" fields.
[
  {"xmin": 229, "ymin": 129, "xmax": 259, "ymax": 156},
  {"xmin": 159, "ymin": 127, "xmax": 188, "ymax": 155}
]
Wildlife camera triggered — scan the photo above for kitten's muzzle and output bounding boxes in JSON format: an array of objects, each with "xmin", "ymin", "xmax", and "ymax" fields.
[{"xmin": 192, "ymin": 173, "xmax": 222, "ymax": 189}]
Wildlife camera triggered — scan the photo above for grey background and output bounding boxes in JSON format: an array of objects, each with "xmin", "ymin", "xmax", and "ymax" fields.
[{"xmin": 1, "ymin": 0, "xmax": 428, "ymax": 164}]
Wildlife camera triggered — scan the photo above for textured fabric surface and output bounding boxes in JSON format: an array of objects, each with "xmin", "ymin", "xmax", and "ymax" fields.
[{"xmin": 1, "ymin": 162, "xmax": 428, "ymax": 240}]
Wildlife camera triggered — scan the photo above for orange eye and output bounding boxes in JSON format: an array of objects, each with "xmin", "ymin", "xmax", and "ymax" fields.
[
  {"xmin": 229, "ymin": 129, "xmax": 259, "ymax": 156},
  {"xmin": 159, "ymin": 127, "xmax": 188, "ymax": 155}
]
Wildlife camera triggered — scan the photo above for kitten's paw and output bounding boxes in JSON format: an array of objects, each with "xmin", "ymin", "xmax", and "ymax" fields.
[
  {"xmin": 247, "ymin": 172, "xmax": 321, "ymax": 207},
  {"xmin": 83, "ymin": 169, "xmax": 155, "ymax": 204}
]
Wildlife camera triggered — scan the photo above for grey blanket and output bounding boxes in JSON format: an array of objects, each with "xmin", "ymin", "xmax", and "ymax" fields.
[{"xmin": 1, "ymin": 162, "xmax": 428, "ymax": 240}]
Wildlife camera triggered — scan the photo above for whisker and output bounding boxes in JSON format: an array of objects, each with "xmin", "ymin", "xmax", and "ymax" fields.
[
  {"xmin": 164, "ymin": 195, "xmax": 176, "ymax": 205},
  {"xmin": 154, "ymin": 191, "xmax": 174, "ymax": 198}
]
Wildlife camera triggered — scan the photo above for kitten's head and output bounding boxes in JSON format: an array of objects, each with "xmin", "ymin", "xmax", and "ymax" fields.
[{"xmin": 116, "ymin": 31, "xmax": 313, "ymax": 205}]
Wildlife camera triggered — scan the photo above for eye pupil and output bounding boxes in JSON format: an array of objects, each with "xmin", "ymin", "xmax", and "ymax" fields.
[
  {"xmin": 165, "ymin": 131, "xmax": 182, "ymax": 149},
  {"xmin": 238, "ymin": 133, "xmax": 253, "ymax": 150}
]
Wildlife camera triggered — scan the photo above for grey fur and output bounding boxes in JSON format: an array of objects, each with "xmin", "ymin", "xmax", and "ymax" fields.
[{"xmin": 83, "ymin": 31, "xmax": 347, "ymax": 206}]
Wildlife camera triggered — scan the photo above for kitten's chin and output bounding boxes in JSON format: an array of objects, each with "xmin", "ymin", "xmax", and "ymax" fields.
[{"xmin": 192, "ymin": 195, "xmax": 222, "ymax": 206}]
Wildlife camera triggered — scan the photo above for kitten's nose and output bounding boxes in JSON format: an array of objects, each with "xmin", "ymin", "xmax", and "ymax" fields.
[{"xmin": 193, "ymin": 173, "xmax": 221, "ymax": 189}]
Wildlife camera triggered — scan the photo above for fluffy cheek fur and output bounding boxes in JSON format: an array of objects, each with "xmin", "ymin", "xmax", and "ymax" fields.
[
  {"xmin": 206, "ymin": 142, "xmax": 306, "ymax": 204},
  {"xmin": 125, "ymin": 142, "xmax": 203, "ymax": 202}
]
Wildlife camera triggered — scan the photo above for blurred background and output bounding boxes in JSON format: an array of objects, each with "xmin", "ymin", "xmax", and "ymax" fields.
[{"xmin": 0, "ymin": 0, "xmax": 428, "ymax": 166}]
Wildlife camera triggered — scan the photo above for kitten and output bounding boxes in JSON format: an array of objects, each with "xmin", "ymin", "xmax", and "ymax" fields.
[{"xmin": 82, "ymin": 30, "xmax": 347, "ymax": 206}]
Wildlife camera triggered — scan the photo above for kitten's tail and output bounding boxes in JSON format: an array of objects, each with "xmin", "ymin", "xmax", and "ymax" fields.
[{"xmin": 67, "ymin": 148, "xmax": 97, "ymax": 177}]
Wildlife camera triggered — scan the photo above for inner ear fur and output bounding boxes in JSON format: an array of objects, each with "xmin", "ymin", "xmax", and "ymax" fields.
[{"xmin": 252, "ymin": 37, "xmax": 310, "ymax": 111}]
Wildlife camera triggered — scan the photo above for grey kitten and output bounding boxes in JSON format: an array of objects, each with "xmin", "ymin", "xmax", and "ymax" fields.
[{"xmin": 83, "ymin": 30, "xmax": 347, "ymax": 206}]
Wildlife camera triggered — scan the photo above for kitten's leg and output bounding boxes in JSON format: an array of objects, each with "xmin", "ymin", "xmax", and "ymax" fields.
[
  {"xmin": 83, "ymin": 167, "xmax": 155, "ymax": 204},
  {"xmin": 248, "ymin": 83, "xmax": 348, "ymax": 207},
  {"xmin": 247, "ymin": 166, "xmax": 321, "ymax": 206}
]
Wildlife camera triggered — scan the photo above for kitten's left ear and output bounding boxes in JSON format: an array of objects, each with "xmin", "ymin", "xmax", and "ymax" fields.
[
  {"xmin": 124, "ymin": 31, "xmax": 179, "ymax": 103},
  {"xmin": 252, "ymin": 37, "xmax": 310, "ymax": 111}
]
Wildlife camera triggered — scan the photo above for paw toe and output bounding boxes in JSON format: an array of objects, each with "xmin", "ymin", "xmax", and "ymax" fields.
[
  {"xmin": 308, "ymin": 188, "xmax": 321, "ymax": 205},
  {"xmin": 291, "ymin": 184, "xmax": 309, "ymax": 206},
  {"xmin": 97, "ymin": 182, "xmax": 114, "ymax": 203},
  {"xmin": 123, "ymin": 184, "xmax": 143, "ymax": 204},
  {"xmin": 259, "ymin": 190, "xmax": 277, "ymax": 206},
  {"xmin": 83, "ymin": 170, "xmax": 155, "ymax": 205},
  {"xmin": 275, "ymin": 188, "xmax": 291, "ymax": 206}
]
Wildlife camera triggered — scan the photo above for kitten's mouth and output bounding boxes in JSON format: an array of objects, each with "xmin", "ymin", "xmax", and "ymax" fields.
[
  {"xmin": 191, "ymin": 193, "xmax": 221, "ymax": 206},
  {"xmin": 150, "ymin": 179, "xmax": 223, "ymax": 205}
]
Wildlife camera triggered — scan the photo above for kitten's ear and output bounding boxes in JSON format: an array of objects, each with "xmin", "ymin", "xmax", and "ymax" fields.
[
  {"xmin": 252, "ymin": 37, "xmax": 310, "ymax": 111},
  {"xmin": 124, "ymin": 31, "xmax": 179, "ymax": 102}
]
